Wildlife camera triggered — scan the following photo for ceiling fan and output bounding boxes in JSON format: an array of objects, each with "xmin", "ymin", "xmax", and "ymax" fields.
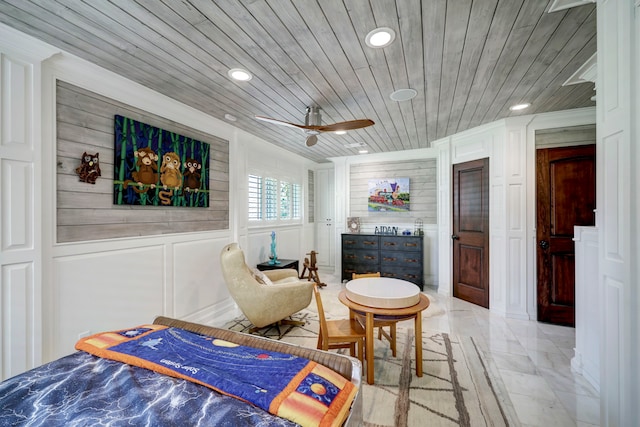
[{"xmin": 255, "ymin": 106, "xmax": 374, "ymax": 147}]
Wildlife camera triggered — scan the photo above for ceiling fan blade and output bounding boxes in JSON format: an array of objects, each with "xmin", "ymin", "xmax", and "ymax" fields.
[
  {"xmin": 305, "ymin": 135, "xmax": 318, "ymax": 147},
  {"xmin": 316, "ymin": 119, "xmax": 375, "ymax": 133},
  {"xmin": 255, "ymin": 116, "xmax": 307, "ymax": 131}
]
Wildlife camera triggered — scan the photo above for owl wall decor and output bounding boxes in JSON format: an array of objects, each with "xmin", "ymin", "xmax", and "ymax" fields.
[{"xmin": 75, "ymin": 152, "xmax": 101, "ymax": 184}]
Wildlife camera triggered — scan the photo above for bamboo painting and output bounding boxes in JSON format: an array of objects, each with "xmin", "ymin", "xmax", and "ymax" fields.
[{"xmin": 113, "ymin": 115, "xmax": 210, "ymax": 207}]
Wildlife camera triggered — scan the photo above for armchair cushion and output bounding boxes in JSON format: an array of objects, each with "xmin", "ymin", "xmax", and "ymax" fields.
[{"xmin": 251, "ymin": 268, "xmax": 273, "ymax": 285}]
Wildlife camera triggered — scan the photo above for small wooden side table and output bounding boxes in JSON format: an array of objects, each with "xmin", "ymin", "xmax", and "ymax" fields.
[{"xmin": 256, "ymin": 259, "xmax": 299, "ymax": 274}]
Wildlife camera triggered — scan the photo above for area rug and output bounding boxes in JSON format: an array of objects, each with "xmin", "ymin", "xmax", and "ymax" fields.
[{"xmin": 224, "ymin": 309, "xmax": 515, "ymax": 427}]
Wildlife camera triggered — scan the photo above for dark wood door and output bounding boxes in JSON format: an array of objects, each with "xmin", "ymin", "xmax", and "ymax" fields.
[
  {"xmin": 536, "ymin": 145, "xmax": 595, "ymax": 326},
  {"xmin": 452, "ymin": 158, "xmax": 490, "ymax": 308}
]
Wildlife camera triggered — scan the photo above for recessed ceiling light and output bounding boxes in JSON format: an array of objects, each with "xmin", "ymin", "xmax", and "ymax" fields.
[
  {"xmin": 390, "ymin": 88, "xmax": 417, "ymax": 102},
  {"xmin": 228, "ymin": 68, "xmax": 252, "ymax": 81},
  {"xmin": 358, "ymin": 150, "xmax": 369, "ymax": 154},
  {"xmin": 509, "ymin": 103, "xmax": 530, "ymax": 111},
  {"xmin": 224, "ymin": 113, "xmax": 237, "ymax": 122},
  {"xmin": 334, "ymin": 130, "xmax": 347, "ymax": 135},
  {"xmin": 365, "ymin": 27, "xmax": 396, "ymax": 48}
]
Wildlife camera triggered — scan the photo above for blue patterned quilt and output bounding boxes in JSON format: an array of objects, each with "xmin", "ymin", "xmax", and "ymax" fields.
[{"xmin": 0, "ymin": 351, "xmax": 299, "ymax": 426}]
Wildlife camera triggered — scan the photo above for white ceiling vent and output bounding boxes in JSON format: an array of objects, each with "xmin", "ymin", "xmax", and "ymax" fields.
[{"xmin": 548, "ymin": 0, "xmax": 595, "ymax": 13}]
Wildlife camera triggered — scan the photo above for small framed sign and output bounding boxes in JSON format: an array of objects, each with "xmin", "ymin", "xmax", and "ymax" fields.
[{"xmin": 347, "ymin": 217, "xmax": 360, "ymax": 233}]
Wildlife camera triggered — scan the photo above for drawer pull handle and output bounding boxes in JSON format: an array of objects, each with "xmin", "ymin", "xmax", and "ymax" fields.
[
  {"xmin": 345, "ymin": 255, "xmax": 357, "ymax": 259},
  {"xmin": 383, "ymin": 257, "xmax": 397, "ymax": 261},
  {"xmin": 364, "ymin": 255, "xmax": 376, "ymax": 260},
  {"xmin": 406, "ymin": 259, "xmax": 418, "ymax": 263},
  {"xmin": 345, "ymin": 240, "xmax": 355, "ymax": 245},
  {"xmin": 364, "ymin": 241, "xmax": 376, "ymax": 245},
  {"xmin": 384, "ymin": 242, "xmax": 396, "ymax": 246},
  {"xmin": 405, "ymin": 243, "xmax": 417, "ymax": 247}
]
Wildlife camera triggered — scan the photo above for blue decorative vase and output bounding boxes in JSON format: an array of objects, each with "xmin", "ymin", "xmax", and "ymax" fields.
[{"xmin": 269, "ymin": 231, "xmax": 280, "ymax": 265}]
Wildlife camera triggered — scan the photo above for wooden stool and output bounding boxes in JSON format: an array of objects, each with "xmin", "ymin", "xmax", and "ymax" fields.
[{"xmin": 300, "ymin": 251, "xmax": 326, "ymax": 287}]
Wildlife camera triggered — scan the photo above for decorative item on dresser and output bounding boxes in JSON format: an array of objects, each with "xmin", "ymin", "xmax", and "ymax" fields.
[{"xmin": 341, "ymin": 234, "xmax": 424, "ymax": 289}]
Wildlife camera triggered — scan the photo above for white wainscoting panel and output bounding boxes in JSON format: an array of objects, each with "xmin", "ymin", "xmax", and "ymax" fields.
[
  {"xmin": 452, "ymin": 136, "xmax": 489, "ymax": 161},
  {"xmin": 52, "ymin": 247, "xmax": 165, "ymax": 360},
  {"xmin": 572, "ymin": 226, "xmax": 599, "ymax": 391},
  {"xmin": 1, "ymin": 262, "xmax": 33, "ymax": 379},
  {"xmin": 489, "ymin": 234, "xmax": 506, "ymax": 313},
  {"xmin": 1, "ymin": 160, "xmax": 32, "ymax": 250},
  {"xmin": 173, "ymin": 238, "xmax": 230, "ymax": 321},
  {"xmin": 422, "ymin": 226, "xmax": 438, "ymax": 288},
  {"xmin": 603, "ymin": 278, "xmax": 622, "ymax": 426},
  {"xmin": 603, "ymin": 133, "xmax": 625, "ymax": 262},
  {"xmin": 246, "ymin": 228, "xmax": 303, "ymax": 267},
  {"xmin": 1, "ymin": 54, "xmax": 31, "ymax": 149}
]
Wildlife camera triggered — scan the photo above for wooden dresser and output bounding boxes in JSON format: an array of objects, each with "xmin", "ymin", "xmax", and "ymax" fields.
[{"xmin": 341, "ymin": 234, "xmax": 424, "ymax": 290}]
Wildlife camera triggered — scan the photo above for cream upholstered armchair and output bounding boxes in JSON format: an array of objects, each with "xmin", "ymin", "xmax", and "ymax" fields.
[{"xmin": 220, "ymin": 243, "xmax": 313, "ymax": 329}]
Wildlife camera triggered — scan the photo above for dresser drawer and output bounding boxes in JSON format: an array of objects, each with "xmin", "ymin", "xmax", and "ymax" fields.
[
  {"xmin": 380, "ymin": 236, "xmax": 422, "ymax": 252},
  {"xmin": 380, "ymin": 250, "xmax": 422, "ymax": 267},
  {"xmin": 343, "ymin": 249, "xmax": 379, "ymax": 265},
  {"xmin": 342, "ymin": 235, "xmax": 379, "ymax": 250}
]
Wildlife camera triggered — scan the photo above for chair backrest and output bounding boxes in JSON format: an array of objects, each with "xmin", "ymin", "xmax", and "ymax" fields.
[
  {"xmin": 352, "ymin": 272, "xmax": 381, "ymax": 279},
  {"xmin": 313, "ymin": 285, "xmax": 328, "ymax": 347},
  {"xmin": 220, "ymin": 243, "xmax": 262, "ymax": 304}
]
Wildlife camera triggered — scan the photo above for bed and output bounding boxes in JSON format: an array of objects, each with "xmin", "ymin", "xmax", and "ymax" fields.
[{"xmin": 0, "ymin": 316, "xmax": 362, "ymax": 426}]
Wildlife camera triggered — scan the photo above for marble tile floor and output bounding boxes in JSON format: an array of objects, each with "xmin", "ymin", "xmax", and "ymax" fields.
[
  {"xmin": 420, "ymin": 288, "xmax": 600, "ymax": 427},
  {"xmin": 318, "ymin": 272, "xmax": 601, "ymax": 426}
]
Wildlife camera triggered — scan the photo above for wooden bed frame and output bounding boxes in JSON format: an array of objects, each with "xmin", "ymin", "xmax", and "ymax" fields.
[{"xmin": 153, "ymin": 316, "xmax": 363, "ymax": 425}]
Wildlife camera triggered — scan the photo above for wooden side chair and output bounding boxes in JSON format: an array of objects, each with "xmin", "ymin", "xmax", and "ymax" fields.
[
  {"xmin": 351, "ymin": 272, "xmax": 405, "ymax": 358},
  {"xmin": 300, "ymin": 250, "xmax": 326, "ymax": 287},
  {"xmin": 314, "ymin": 284, "xmax": 365, "ymax": 371}
]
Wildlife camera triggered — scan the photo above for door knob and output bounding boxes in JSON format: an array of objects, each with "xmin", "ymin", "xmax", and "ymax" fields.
[
  {"xmin": 539, "ymin": 240, "xmax": 549, "ymax": 250},
  {"xmin": 451, "ymin": 234, "xmax": 459, "ymax": 240}
]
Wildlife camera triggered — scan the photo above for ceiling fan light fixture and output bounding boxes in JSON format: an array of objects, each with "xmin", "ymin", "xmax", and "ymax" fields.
[
  {"xmin": 305, "ymin": 135, "xmax": 318, "ymax": 147},
  {"xmin": 228, "ymin": 68, "xmax": 252, "ymax": 81},
  {"xmin": 390, "ymin": 88, "xmax": 417, "ymax": 102},
  {"xmin": 358, "ymin": 149, "xmax": 369, "ymax": 154},
  {"xmin": 365, "ymin": 27, "xmax": 395, "ymax": 48},
  {"xmin": 334, "ymin": 130, "xmax": 347, "ymax": 135},
  {"xmin": 509, "ymin": 103, "xmax": 531, "ymax": 111}
]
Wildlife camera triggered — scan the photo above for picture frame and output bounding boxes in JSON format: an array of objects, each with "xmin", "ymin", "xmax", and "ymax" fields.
[{"xmin": 367, "ymin": 178, "xmax": 410, "ymax": 212}]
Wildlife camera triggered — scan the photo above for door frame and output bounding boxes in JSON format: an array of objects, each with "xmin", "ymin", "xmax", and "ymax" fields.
[
  {"xmin": 526, "ymin": 119, "xmax": 597, "ymax": 320},
  {"xmin": 434, "ymin": 108, "xmax": 596, "ymax": 320}
]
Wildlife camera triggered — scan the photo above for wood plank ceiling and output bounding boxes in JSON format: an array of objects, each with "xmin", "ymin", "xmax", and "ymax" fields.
[{"xmin": 0, "ymin": 0, "xmax": 596, "ymax": 163}]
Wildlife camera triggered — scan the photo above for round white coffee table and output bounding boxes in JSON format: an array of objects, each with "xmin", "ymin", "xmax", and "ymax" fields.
[
  {"xmin": 345, "ymin": 277, "xmax": 420, "ymax": 309},
  {"xmin": 340, "ymin": 278, "xmax": 429, "ymax": 385}
]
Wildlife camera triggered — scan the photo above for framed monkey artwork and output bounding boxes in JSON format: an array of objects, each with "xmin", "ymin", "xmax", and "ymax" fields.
[{"xmin": 113, "ymin": 115, "xmax": 210, "ymax": 207}]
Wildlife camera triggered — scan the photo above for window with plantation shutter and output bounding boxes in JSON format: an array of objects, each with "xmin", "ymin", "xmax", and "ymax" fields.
[
  {"xmin": 248, "ymin": 173, "xmax": 302, "ymax": 224},
  {"xmin": 280, "ymin": 181, "xmax": 291, "ymax": 219},
  {"xmin": 292, "ymin": 183, "xmax": 301, "ymax": 219},
  {"xmin": 265, "ymin": 177, "xmax": 278, "ymax": 220},
  {"xmin": 248, "ymin": 174, "xmax": 262, "ymax": 220}
]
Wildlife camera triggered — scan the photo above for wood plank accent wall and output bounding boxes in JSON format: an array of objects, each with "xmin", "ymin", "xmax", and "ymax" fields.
[
  {"xmin": 349, "ymin": 159, "xmax": 437, "ymax": 226},
  {"xmin": 56, "ymin": 80, "xmax": 229, "ymax": 243}
]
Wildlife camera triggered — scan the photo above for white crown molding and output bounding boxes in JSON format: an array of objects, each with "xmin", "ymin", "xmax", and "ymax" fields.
[
  {"xmin": 563, "ymin": 53, "xmax": 597, "ymax": 86},
  {"xmin": 0, "ymin": 23, "xmax": 59, "ymax": 61}
]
